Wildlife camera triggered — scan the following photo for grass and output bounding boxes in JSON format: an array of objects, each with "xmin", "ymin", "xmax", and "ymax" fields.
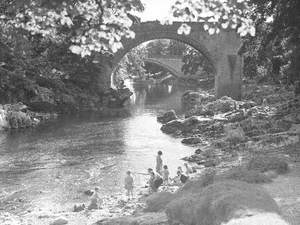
[
  {"xmin": 247, "ymin": 155, "xmax": 289, "ymax": 174},
  {"xmin": 165, "ymin": 180, "xmax": 281, "ymax": 225},
  {"xmin": 220, "ymin": 166, "xmax": 272, "ymax": 184},
  {"xmin": 145, "ymin": 191, "xmax": 174, "ymax": 212}
]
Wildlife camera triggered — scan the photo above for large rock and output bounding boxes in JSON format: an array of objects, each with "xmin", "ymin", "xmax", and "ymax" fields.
[
  {"xmin": 225, "ymin": 110, "xmax": 246, "ymax": 123},
  {"xmin": 165, "ymin": 180, "xmax": 284, "ymax": 225},
  {"xmin": 157, "ymin": 110, "xmax": 178, "ymax": 124},
  {"xmin": 95, "ymin": 212, "xmax": 168, "ymax": 225},
  {"xmin": 182, "ymin": 91, "xmax": 215, "ymax": 111},
  {"xmin": 205, "ymin": 96, "xmax": 237, "ymax": 114},
  {"xmin": 6, "ymin": 111, "xmax": 34, "ymax": 129},
  {"xmin": 0, "ymin": 108, "xmax": 8, "ymax": 130},
  {"xmin": 161, "ymin": 120, "xmax": 183, "ymax": 134},
  {"xmin": 181, "ymin": 137, "xmax": 202, "ymax": 145},
  {"xmin": 116, "ymin": 88, "xmax": 133, "ymax": 106},
  {"xmin": 224, "ymin": 123, "xmax": 246, "ymax": 143},
  {"xmin": 49, "ymin": 218, "xmax": 68, "ymax": 225}
]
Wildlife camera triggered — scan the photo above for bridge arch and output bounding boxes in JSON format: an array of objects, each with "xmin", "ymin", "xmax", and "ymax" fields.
[
  {"xmin": 105, "ymin": 21, "xmax": 243, "ymax": 100},
  {"xmin": 144, "ymin": 58, "xmax": 182, "ymax": 78}
]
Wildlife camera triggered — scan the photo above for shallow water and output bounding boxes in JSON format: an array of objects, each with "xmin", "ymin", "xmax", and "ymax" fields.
[{"xmin": 0, "ymin": 81, "xmax": 195, "ymax": 217}]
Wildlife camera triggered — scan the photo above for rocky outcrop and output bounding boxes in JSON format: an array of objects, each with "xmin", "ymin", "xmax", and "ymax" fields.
[
  {"xmin": 161, "ymin": 84, "xmax": 300, "ymax": 168},
  {"xmin": 0, "ymin": 103, "xmax": 57, "ymax": 130},
  {"xmin": 181, "ymin": 90, "xmax": 215, "ymax": 111},
  {"xmin": 157, "ymin": 110, "xmax": 177, "ymax": 124}
]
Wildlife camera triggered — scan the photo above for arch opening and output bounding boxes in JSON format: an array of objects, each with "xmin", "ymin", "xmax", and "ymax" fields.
[{"xmin": 111, "ymin": 37, "xmax": 217, "ymax": 88}]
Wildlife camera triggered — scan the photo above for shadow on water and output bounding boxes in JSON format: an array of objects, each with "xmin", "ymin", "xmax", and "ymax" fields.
[{"xmin": 0, "ymin": 81, "xmax": 195, "ymax": 215}]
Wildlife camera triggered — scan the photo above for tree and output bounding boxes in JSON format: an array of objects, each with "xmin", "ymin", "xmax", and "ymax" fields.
[
  {"xmin": 181, "ymin": 47, "xmax": 214, "ymax": 76},
  {"xmin": 240, "ymin": 0, "xmax": 300, "ymax": 84},
  {"xmin": 114, "ymin": 45, "xmax": 148, "ymax": 80},
  {"xmin": 172, "ymin": 0, "xmax": 255, "ymax": 36},
  {"xmin": 0, "ymin": 0, "xmax": 144, "ymax": 57}
]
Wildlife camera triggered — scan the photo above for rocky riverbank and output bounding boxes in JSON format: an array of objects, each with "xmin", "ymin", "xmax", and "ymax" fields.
[{"xmin": 92, "ymin": 82, "xmax": 300, "ymax": 225}]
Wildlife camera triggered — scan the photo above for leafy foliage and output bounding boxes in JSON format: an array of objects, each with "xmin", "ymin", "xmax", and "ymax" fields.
[
  {"xmin": 181, "ymin": 47, "xmax": 214, "ymax": 76},
  {"xmin": 0, "ymin": 0, "xmax": 144, "ymax": 57},
  {"xmin": 114, "ymin": 45, "xmax": 148, "ymax": 80},
  {"xmin": 172, "ymin": 0, "xmax": 255, "ymax": 36},
  {"xmin": 241, "ymin": 0, "xmax": 300, "ymax": 84}
]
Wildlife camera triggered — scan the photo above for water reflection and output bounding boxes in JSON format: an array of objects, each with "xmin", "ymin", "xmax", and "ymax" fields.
[{"xmin": 0, "ymin": 81, "xmax": 195, "ymax": 215}]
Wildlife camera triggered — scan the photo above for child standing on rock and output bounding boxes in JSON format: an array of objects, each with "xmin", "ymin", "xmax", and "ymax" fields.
[
  {"xmin": 156, "ymin": 151, "xmax": 163, "ymax": 175},
  {"xmin": 162, "ymin": 165, "xmax": 170, "ymax": 185},
  {"xmin": 124, "ymin": 171, "xmax": 134, "ymax": 200}
]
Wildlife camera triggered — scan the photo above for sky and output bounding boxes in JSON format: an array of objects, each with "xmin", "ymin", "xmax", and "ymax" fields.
[{"xmin": 139, "ymin": 0, "xmax": 176, "ymax": 21}]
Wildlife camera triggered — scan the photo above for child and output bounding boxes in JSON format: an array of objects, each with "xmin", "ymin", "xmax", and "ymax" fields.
[
  {"xmin": 124, "ymin": 171, "xmax": 134, "ymax": 200},
  {"xmin": 177, "ymin": 170, "xmax": 188, "ymax": 184},
  {"xmin": 88, "ymin": 187, "xmax": 102, "ymax": 210},
  {"xmin": 162, "ymin": 165, "xmax": 170, "ymax": 185},
  {"xmin": 184, "ymin": 163, "xmax": 193, "ymax": 175},
  {"xmin": 148, "ymin": 171, "xmax": 156, "ymax": 194},
  {"xmin": 177, "ymin": 166, "xmax": 183, "ymax": 174},
  {"xmin": 156, "ymin": 151, "xmax": 163, "ymax": 175}
]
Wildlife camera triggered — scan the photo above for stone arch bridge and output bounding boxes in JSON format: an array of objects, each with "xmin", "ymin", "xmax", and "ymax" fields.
[
  {"xmin": 144, "ymin": 57, "xmax": 184, "ymax": 78},
  {"xmin": 102, "ymin": 21, "xmax": 243, "ymax": 100}
]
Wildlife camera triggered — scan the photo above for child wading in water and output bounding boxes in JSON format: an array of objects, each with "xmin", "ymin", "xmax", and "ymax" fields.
[
  {"xmin": 162, "ymin": 165, "xmax": 170, "ymax": 185},
  {"xmin": 124, "ymin": 171, "xmax": 134, "ymax": 200}
]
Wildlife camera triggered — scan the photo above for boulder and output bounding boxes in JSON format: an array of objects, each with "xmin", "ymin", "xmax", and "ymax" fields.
[
  {"xmin": 49, "ymin": 218, "xmax": 68, "ymax": 225},
  {"xmin": 181, "ymin": 137, "xmax": 202, "ymax": 145},
  {"xmin": 181, "ymin": 90, "xmax": 215, "ymax": 111},
  {"xmin": 161, "ymin": 120, "xmax": 183, "ymax": 134},
  {"xmin": 185, "ymin": 105, "xmax": 214, "ymax": 118},
  {"xmin": 205, "ymin": 96, "xmax": 237, "ymax": 114},
  {"xmin": 225, "ymin": 110, "xmax": 246, "ymax": 123},
  {"xmin": 6, "ymin": 111, "xmax": 33, "ymax": 129},
  {"xmin": 116, "ymin": 88, "xmax": 133, "ymax": 106},
  {"xmin": 224, "ymin": 123, "xmax": 246, "ymax": 143},
  {"xmin": 0, "ymin": 108, "xmax": 8, "ymax": 130},
  {"xmin": 238, "ymin": 100, "xmax": 256, "ymax": 109},
  {"xmin": 3, "ymin": 102, "xmax": 28, "ymax": 112},
  {"xmin": 95, "ymin": 212, "xmax": 168, "ymax": 225},
  {"xmin": 157, "ymin": 110, "xmax": 177, "ymax": 124}
]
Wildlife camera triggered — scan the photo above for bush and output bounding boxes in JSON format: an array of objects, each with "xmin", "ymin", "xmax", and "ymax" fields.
[
  {"xmin": 165, "ymin": 180, "xmax": 281, "ymax": 225},
  {"xmin": 145, "ymin": 192, "xmax": 174, "ymax": 212},
  {"xmin": 176, "ymin": 169, "xmax": 216, "ymax": 196},
  {"xmin": 247, "ymin": 156, "xmax": 289, "ymax": 174}
]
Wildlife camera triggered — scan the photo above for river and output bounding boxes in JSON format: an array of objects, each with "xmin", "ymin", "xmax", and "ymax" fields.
[{"xmin": 0, "ymin": 81, "xmax": 195, "ymax": 223}]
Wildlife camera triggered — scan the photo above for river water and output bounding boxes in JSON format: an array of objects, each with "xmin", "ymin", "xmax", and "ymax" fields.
[{"xmin": 0, "ymin": 81, "xmax": 195, "ymax": 221}]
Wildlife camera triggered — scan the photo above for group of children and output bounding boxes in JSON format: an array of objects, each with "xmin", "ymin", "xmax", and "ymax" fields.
[{"xmin": 124, "ymin": 150, "xmax": 195, "ymax": 199}]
